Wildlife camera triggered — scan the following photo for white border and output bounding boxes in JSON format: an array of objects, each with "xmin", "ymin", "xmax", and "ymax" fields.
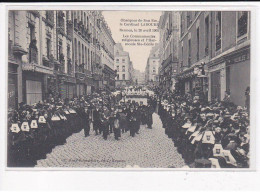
[{"xmin": 0, "ymin": 2, "xmax": 260, "ymax": 191}]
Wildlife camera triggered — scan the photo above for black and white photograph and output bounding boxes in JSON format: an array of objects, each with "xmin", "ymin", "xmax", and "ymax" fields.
[{"xmin": 6, "ymin": 8, "xmax": 251, "ymax": 169}]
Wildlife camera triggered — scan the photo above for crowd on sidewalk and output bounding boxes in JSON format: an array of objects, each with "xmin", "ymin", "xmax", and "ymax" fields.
[{"xmin": 154, "ymin": 87, "xmax": 250, "ymax": 168}]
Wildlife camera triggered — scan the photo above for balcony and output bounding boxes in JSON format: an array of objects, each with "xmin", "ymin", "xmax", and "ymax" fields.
[
  {"xmin": 75, "ymin": 64, "xmax": 85, "ymax": 79},
  {"xmin": 161, "ymin": 54, "xmax": 172, "ymax": 70},
  {"xmin": 42, "ymin": 55, "xmax": 54, "ymax": 68}
]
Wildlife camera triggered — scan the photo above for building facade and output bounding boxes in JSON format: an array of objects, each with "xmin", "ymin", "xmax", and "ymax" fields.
[
  {"xmin": 177, "ymin": 11, "xmax": 250, "ymax": 106},
  {"xmin": 158, "ymin": 11, "xmax": 180, "ymax": 91},
  {"xmin": 100, "ymin": 15, "xmax": 116, "ymax": 91},
  {"xmin": 8, "ymin": 10, "xmax": 73, "ymax": 107},
  {"xmin": 114, "ymin": 43, "xmax": 133, "ymax": 88},
  {"xmin": 8, "ymin": 10, "xmax": 116, "ymax": 108},
  {"xmin": 133, "ymin": 69, "xmax": 145, "ymax": 86},
  {"xmin": 145, "ymin": 44, "xmax": 160, "ymax": 87},
  {"xmin": 72, "ymin": 10, "xmax": 104, "ymax": 95}
]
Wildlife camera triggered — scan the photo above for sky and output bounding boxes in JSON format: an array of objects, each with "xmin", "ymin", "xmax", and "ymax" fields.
[{"xmin": 102, "ymin": 11, "xmax": 162, "ymax": 72}]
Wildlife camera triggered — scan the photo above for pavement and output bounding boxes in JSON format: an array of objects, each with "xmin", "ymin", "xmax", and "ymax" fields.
[{"xmin": 36, "ymin": 113, "xmax": 186, "ymax": 168}]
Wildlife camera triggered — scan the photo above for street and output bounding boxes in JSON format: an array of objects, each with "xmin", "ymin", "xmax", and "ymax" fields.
[{"xmin": 36, "ymin": 113, "xmax": 186, "ymax": 168}]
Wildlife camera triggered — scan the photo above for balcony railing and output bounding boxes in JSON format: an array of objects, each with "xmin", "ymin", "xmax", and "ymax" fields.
[
  {"xmin": 42, "ymin": 55, "xmax": 54, "ymax": 68},
  {"xmin": 75, "ymin": 63, "xmax": 84, "ymax": 73},
  {"xmin": 161, "ymin": 54, "xmax": 172, "ymax": 69}
]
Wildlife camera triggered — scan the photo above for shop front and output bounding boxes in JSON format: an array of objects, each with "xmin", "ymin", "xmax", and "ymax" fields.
[
  {"xmin": 226, "ymin": 46, "xmax": 250, "ymax": 106},
  {"xmin": 63, "ymin": 75, "xmax": 76, "ymax": 99},
  {"xmin": 22, "ymin": 62, "xmax": 54, "ymax": 105},
  {"xmin": 177, "ymin": 63, "xmax": 208, "ymax": 100}
]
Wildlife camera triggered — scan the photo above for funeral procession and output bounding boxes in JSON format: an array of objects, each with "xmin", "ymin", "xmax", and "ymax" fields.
[{"xmin": 7, "ymin": 10, "xmax": 250, "ymax": 168}]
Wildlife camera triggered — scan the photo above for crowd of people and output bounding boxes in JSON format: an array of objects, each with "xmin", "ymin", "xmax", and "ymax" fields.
[
  {"xmin": 7, "ymin": 89, "xmax": 155, "ymax": 167},
  {"xmin": 7, "ymin": 84, "xmax": 250, "ymax": 168},
  {"xmin": 154, "ymin": 87, "xmax": 250, "ymax": 168}
]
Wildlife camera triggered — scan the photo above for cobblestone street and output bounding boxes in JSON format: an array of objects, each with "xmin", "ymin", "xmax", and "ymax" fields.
[{"xmin": 36, "ymin": 113, "xmax": 186, "ymax": 168}]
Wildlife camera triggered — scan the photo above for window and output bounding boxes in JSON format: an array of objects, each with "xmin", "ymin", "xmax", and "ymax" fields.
[
  {"xmin": 187, "ymin": 12, "xmax": 192, "ymax": 28},
  {"xmin": 197, "ymin": 27, "xmax": 199, "ymax": 61},
  {"xmin": 188, "ymin": 38, "xmax": 191, "ymax": 66},
  {"xmin": 205, "ymin": 16, "xmax": 209, "ymax": 56},
  {"xmin": 85, "ymin": 46, "xmax": 88, "ymax": 68},
  {"xmin": 117, "ymin": 74, "xmax": 119, "ymax": 80},
  {"xmin": 216, "ymin": 11, "xmax": 221, "ymax": 51},
  {"xmin": 78, "ymin": 41, "xmax": 81, "ymax": 64},
  {"xmin": 58, "ymin": 39, "xmax": 63, "ymax": 63},
  {"xmin": 237, "ymin": 11, "xmax": 248, "ymax": 38},
  {"xmin": 153, "ymin": 60, "xmax": 156, "ymax": 64},
  {"xmin": 122, "ymin": 59, "xmax": 125, "ymax": 63},
  {"xmin": 180, "ymin": 13, "xmax": 184, "ymax": 36},
  {"xmin": 29, "ymin": 23, "xmax": 35, "ymax": 43},
  {"xmin": 122, "ymin": 74, "xmax": 125, "ymax": 80},
  {"xmin": 181, "ymin": 45, "xmax": 183, "ymax": 67},
  {"xmin": 153, "ymin": 67, "xmax": 156, "ymax": 73},
  {"xmin": 88, "ymin": 49, "xmax": 90, "ymax": 70},
  {"xmin": 82, "ymin": 44, "xmax": 84, "ymax": 64},
  {"xmin": 122, "ymin": 65, "xmax": 125, "ymax": 72},
  {"xmin": 87, "ymin": 16, "xmax": 89, "ymax": 30},
  {"xmin": 74, "ymin": 38, "xmax": 77, "ymax": 64},
  {"xmin": 46, "ymin": 38, "xmax": 51, "ymax": 59},
  {"xmin": 116, "ymin": 66, "xmax": 119, "ymax": 71},
  {"xmin": 29, "ymin": 23, "xmax": 37, "ymax": 63},
  {"xmin": 84, "ymin": 12, "xmax": 86, "ymax": 26},
  {"xmin": 116, "ymin": 58, "xmax": 119, "ymax": 63},
  {"xmin": 67, "ymin": 44, "xmax": 71, "ymax": 59}
]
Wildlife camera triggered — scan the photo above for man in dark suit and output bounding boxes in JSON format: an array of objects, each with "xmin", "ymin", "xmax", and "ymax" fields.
[
  {"xmin": 93, "ymin": 105, "xmax": 101, "ymax": 135},
  {"xmin": 127, "ymin": 106, "xmax": 137, "ymax": 137}
]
